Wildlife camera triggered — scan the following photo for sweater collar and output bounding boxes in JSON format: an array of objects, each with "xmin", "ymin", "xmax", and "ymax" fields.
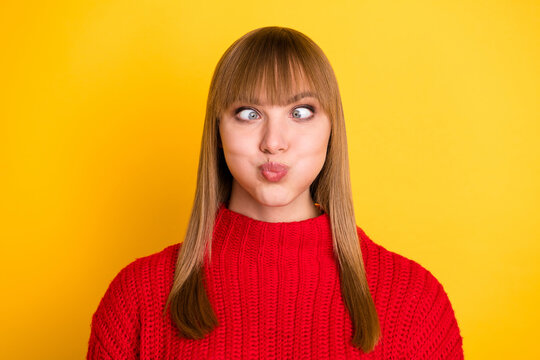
[{"xmin": 211, "ymin": 202, "xmax": 334, "ymax": 256}]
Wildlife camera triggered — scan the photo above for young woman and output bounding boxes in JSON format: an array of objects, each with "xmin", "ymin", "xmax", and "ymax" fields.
[{"xmin": 87, "ymin": 26, "xmax": 464, "ymax": 359}]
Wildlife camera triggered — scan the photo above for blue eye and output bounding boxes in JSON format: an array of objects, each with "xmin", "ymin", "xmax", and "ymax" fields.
[
  {"xmin": 292, "ymin": 106, "xmax": 314, "ymax": 120},
  {"xmin": 236, "ymin": 108, "xmax": 260, "ymax": 121},
  {"xmin": 234, "ymin": 105, "xmax": 315, "ymax": 122}
]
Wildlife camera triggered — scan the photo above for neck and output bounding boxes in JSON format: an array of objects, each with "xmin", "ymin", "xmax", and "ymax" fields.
[{"xmin": 227, "ymin": 181, "xmax": 322, "ymax": 223}]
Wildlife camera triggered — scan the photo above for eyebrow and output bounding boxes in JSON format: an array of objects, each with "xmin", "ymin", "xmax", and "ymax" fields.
[
  {"xmin": 285, "ymin": 91, "xmax": 318, "ymax": 104},
  {"xmin": 238, "ymin": 91, "xmax": 318, "ymax": 106}
]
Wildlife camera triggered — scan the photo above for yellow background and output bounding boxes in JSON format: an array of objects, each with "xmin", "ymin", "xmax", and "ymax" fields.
[{"xmin": 1, "ymin": 0, "xmax": 539, "ymax": 358}]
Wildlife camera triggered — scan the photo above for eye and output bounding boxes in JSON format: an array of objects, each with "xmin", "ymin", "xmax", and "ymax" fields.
[
  {"xmin": 292, "ymin": 105, "xmax": 315, "ymax": 120},
  {"xmin": 236, "ymin": 107, "xmax": 260, "ymax": 121},
  {"xmin": 233, "ymin": 105, "xmax": 316, "ymax": 122}
]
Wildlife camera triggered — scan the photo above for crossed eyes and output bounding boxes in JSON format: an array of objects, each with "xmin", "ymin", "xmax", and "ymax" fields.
[{"xmin": 234, "ymin": 105, "xmax": 316, "ymax": 122}]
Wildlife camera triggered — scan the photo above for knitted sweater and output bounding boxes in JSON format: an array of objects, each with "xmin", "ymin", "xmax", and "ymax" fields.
[{"xmin": 87, "ymin": 203, "xmax": 464, "ymax": 359}]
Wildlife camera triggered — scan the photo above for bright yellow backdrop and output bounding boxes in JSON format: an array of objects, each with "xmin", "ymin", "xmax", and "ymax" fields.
[{"xmin": 1, "ymin": 0, "xmax": 538, "ymax": 358}]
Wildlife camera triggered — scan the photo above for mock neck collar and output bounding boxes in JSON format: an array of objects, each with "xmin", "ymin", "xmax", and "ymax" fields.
[{"xmin": 210, "ymin": 202, "xmax": 334, "ymax": 258}]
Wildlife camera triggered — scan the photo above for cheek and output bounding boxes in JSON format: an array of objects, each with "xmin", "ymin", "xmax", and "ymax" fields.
[
  {"xmin": 220, "ymin": 130, "xmax": 257, "ymax": 178},
  {"xmin": 293, "ymin": 135, "xmax": 329, "ymax": 179},
  {"xmin": 298, "ymin": 124, "xmax": 330, "ymax": 160},
  {"xmin": 220, "ymin": 123, "xmax": 255, "ymax": 154}
]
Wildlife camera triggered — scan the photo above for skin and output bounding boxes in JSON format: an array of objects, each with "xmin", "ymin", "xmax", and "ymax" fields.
[{"xmin": 218, "ymin": 86, "xmax": 331, "ymax": 223}]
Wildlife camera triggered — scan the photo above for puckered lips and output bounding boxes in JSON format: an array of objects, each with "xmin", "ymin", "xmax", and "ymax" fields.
[{"xmin": 259, "ymin": 161, "xmax": 289, "ymax": 182}]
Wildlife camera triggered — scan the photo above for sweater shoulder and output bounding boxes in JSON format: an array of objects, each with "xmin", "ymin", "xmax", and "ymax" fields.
[
  {"xmin": 88, "ymin": 243, "xmax": 182, "ymax": 358},
  {"xmin": 355, "ymin": 225, "xmax": 455, "ymax": 323},
  {"xmin": 128, "ymin": 242, "xmax": 182, "ymax": 274},
  {"xmin": 356, "ymin": 225, "xmax": 444, "ymax": 291},
  {"xmin": 109, "ymin": 242, "xmax": 180, "ymax": 279},
  {"xmin": 356, "ymin": 226, "xmax": 463, "ymax": 357},
  {"xmin": 100, "ymin": 242, "xmax": 182, "ymax": 308}
]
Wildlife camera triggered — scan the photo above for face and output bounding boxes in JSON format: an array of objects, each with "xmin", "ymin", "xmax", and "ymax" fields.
[{"xmin": 218, "ymin": 85, "xmax": 331, "ymax": 216}]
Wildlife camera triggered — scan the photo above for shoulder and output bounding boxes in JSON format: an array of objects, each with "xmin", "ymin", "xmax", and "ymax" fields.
[
  {"xmin": 94, "ymin": 242, "xmax": 182, "ymax": 314},
  {"xmin": 356, "ymin": 226, "xmax": 464, "ymax": 358},
  {"xmin": 88, "ymin": 244, "xmax": 182, "ymax": 358},
  {"xmin": 122, "ymin": 242, "xmax": 181, "ymax": 277},
  {"xmin": 356, "ymin": 225, "xmax": 444, "ymax": 296},
  {"xmin": 355, "ymin": 225, "xmax": 452, "ymax": 319},
  {"xmin": 107, "ymin": 242, "xmax": 181, "ymax": 284}
]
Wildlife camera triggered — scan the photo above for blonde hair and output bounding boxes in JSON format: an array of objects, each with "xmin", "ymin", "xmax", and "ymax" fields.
[{"xmin": 163, "ymin": 26, "xmax": 381, "ymax": 353}]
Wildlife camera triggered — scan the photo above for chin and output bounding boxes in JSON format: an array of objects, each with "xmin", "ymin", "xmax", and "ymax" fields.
[{"xmin": 254, "ymin": 191, "xmax": 293, "ymax": 208}]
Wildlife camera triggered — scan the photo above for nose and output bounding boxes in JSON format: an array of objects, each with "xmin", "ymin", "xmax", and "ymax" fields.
[{"xmin": 259, "ymin": 113, "xmax": 289, "ymax": 154}]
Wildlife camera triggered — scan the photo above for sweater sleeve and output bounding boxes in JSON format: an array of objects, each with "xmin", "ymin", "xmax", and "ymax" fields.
[
  {"xmin": 87, "ymin": 261, "xmax": 141, "ymax": 359},
  {"xmin": 407, "ymin": 270, "xmax": 464, "ymax": 360}
]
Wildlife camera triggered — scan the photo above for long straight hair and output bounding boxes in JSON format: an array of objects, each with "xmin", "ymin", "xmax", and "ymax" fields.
[{"xmin": 163, "ymin": 26, "xmax": 381, "ymax": 353}]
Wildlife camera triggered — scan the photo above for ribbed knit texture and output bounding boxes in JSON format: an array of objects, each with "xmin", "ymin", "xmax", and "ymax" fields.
[{"xmin": 87, "ymin": 202, "xmax": 464, "ymax": 359}]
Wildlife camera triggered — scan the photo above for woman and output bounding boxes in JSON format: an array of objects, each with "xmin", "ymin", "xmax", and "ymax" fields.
[{"xmin": 87, "ymin": 26, "xmax": 464, "ymax": 359}]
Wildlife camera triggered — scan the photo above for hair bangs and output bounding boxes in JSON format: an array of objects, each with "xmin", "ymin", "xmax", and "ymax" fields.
[{"xmin": 215, "ymin": 31, "xmax": 332, "ymax": 117}]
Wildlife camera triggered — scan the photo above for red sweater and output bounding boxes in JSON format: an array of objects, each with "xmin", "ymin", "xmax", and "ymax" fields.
[{"xmin": 87, "ymin": 203, "xmax": 464, "ymax": 359}]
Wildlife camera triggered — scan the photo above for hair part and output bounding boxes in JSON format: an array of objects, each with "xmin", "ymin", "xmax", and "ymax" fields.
[{"xmin": 163, "ymin": 26, "xmax": 381, "ymax": 353}]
